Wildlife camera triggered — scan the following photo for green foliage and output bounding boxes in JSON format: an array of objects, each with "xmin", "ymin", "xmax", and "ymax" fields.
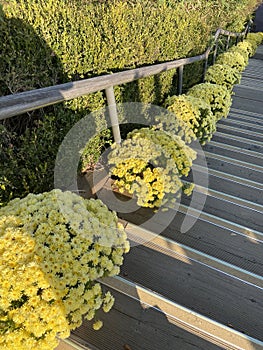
[
  {"xmin": 205, "ymin": 63, "xmax": 241, "ymax": 90},
  {"xmin": 216, "ymin": 51, "xmax": 247, "ymax": 72},
  {"xmin": 0, "ymin": 106, "xmax": 82, "ymax": 206},
  {"xmin": 187, "ymin": 83, "xmax": 232, "ymax": 121},
  {"xmin": 244, "ymin": 33, "xmax": 263, "ymax": 55},
  {"xmin": 164, "ymin": 94, "xmax": 217, "ymax": 145},
  {"xmin": 246, "ymin": 32, "xmax": 263, "ymax": 46},
  {"xmin": 2, "ymin": 0, "xmax": 259, "ymax": 103},
  {"xmin": 79, "ymin": 129, "xmax": 113, "ymax": 173}
]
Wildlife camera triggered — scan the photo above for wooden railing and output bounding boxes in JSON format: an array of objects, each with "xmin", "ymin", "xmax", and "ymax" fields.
[{"xmin": 0, "ymin": 21, "xmax": 252, "ymax": 142}]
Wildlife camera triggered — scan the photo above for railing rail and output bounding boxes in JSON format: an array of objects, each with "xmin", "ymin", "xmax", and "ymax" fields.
[{"xmin": 0, "ymin": 20, "xmax": 252, "ymax": 141}]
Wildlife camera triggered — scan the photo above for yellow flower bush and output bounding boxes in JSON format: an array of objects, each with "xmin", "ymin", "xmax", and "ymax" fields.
[
  {"xmin": 216, "ymin": 51, "xmax": 247, "ymax": 72},
  {"xmin": 164, "ymin": 94, "xmax": 217, "ymax": 145},
  {"xmin": 205, "ymin": 63, "xmax": 241, "ymax": 90},
  {"xmin": 108, "ymin": 128, "xmax": 196, "ymax": 208},
  {"xmin": 0, "ymin": 190, "xmax": 129, "ymax": 350},
  {"xmin": 228, "ymin": 34, "xmax": 263, "ymax": 62},
  {"xmin": 229, "ymin": 41, "xmax": 254, "ymax": 58},
  {"xmin": 246, "ymin": 32, "xmax": 263, "ymax": 47},
  {"xmin": 187, "ymin": 82, "xmax": 232, "ymax": 121}
]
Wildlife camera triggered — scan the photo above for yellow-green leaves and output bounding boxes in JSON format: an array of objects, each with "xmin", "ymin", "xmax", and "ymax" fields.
[
  {"xmin": 188, "ymin": 83, "xmax": 232, "ymax": 121},
  {"xmin": 164, "ymin": 94, "xmax": 217, "ymax": 145},
  {"xmin": 205, "ymin": 63, "xmax": 241, "ymax": 90},
  {"xmin": 216, "ymin": 51, "xmax": 247, "ymax": 72}
]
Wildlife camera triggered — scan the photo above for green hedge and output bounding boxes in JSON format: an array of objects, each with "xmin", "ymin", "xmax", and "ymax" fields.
[
  {"xmin": 0, "ymin": 0, "xmax": 260, "ymax": 205},
  {"xmin": 2, "ymin": 0, "xmax": 259, "ymax": 106}
]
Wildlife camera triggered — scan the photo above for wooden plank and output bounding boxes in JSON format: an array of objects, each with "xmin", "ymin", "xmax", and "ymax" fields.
[
  {"xmin": 124, "ymin": 224, "xmax": 263, "ymax": 288},
  {"xmin": 204, "ymin": 152, "xmax": 263, "ymax": 182},
  {"xmin": 194, "ymin": 165, "xmax": 263, "ymax": 203},
  {"xmin": 232, "ymin": 96, "xmax": 263, "ymax": 115},
  {"xmin": 219, "ymin": 118, "xmax": 263, "ymax": 134},
  {"xmin": 208, "ymin": 140, "xmax": 263, "ymax": 160},
  {"xmin": 72, "ymin": 286, "xmax": 224, "ymax": 350},
  {"xmin": 205, "ymin": 142, "xmax": 263, "ymax": 166},
  {"xmin": 72, "ymin": 276, "xmax": 263, "ymax": 350},
  {"xmin": 96, "ymin": 183, "xmax": 263, "ymax": 277},
  {"xmin": 123, "ymin": 206, "xmax": 263, "ymax": 277},
  {"xmin": 216, "ymin": 124, "xmax": 263, "ymax": 143},
  {"xmin": 56, "ymin": 339, "xmax": 88, "ymax": 350},
  {"xmin": 0, "ymin": 53, "xmax": 207, "ymax": 120},
  {"xmin": 120, "ymin": 244, "xmax": 263, "ymax": 341},
  {"xmin": 230, "ymin": 107, "xmax": 263, "ymax": 119},
  {"xmin": 181, "ymin": 188, "xmax": 263, "ymax": 232},
  {"xmin": 233, "ymin": 85, "xmax": 263, "ymax": 101}
]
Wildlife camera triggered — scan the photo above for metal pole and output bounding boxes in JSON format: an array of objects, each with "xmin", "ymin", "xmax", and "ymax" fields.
[
  {"xmin": 105, "ymin": 86, "xmax": 121, "ymax": 144},
  {"xmin": 203, "ymin": 57, "xmax": 208, "ymax": 82},
  {"xmin": 177, "ymin": 65, "xmax": 184, "ymax": 95},
  {"xmin": 226, "ymin": 35, "xmax": 230, "ymax": 50},
  {"xmin": 213, "ymin": 41, "xmax": 218, "ymax": 64}
]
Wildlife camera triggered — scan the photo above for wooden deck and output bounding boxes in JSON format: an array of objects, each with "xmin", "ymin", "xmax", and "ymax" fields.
[{"xmin": 66, "ymin": 46, "xmax": 263, "ymax": 350}]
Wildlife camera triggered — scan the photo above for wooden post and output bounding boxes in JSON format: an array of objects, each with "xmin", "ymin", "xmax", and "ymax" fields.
[{"xmin": 105, "ymin": 86, "xmax": 121, "ymax": 144}]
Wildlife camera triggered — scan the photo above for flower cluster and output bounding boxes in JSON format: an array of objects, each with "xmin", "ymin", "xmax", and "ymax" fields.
[
  {"xmin": 246, "ymin": 32, "xmax": 263, "ymax": 51},
  {"xmin": 187, "ymin": 82, "xmax": 232, "ymax": 121},
  {"xmin": 229, "ymin": 41, "xmax": 254, "ymax": 58},
  {"xmin": 216, "ymin": 51, "xmax": 247, "ymax": 72},
  {"xmin": 205, "ymin": 63, "xmax": 241, "ymax": 90},
  {"xmin": 108, "ymin": 128, "xmax": 196, "ymax": 208},
  {"xmin": 164, "ymin": 94, "xmax": 217, "ymax": 145},
  {"xmin": 0, "ymin": 190, "xmax": 129, "ymax": 350}
]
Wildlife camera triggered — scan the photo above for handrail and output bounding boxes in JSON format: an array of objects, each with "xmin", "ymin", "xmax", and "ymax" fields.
[{"xmin": 0, "ymin": 20, "xmax": 252, "ymax": 123}]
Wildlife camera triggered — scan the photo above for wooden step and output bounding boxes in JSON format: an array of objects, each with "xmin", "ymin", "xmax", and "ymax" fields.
[{"xmin": 71, "ymin": 276, "xmax": 263, "ymax": 350}]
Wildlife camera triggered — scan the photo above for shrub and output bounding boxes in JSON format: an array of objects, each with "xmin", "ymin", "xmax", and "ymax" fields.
[
  {"xmin": 0, "ymin": 189, "xmax": 129, "ymax": 349},
  {"xmin": 205, "ymin": 63, "xmax": 241, "ymax": 90},
  {"xmin": 216, "ymin": 51, "xmax": 248, "ymax": 71},
  {"xmin": 3, "ymin": 0, "xmax": 259, "ymax": 105},
  {"xmin": 79, "ymin": 129, "xmax": 113, "ymax": 173},
  {"xmin": 244, "ymin": 33, "xmax": 263, "ymax": 55},
  {"xmin": 0, "ymin": 107, "xmax": 84, "ymax": 207},
  {"xmin": 246, "ymin": 32, "xmax": 263, "ymax": 46},
  {"xmin": 164, "ymin": 94, "xmax": 217, "ymax": 145},
  {"xmin": 233, "ymin": 40, "xmax": 255, "ymax": 57},
  {"xmin": 108, "ymin": 127, "xmax": 196, "ymax": 208},
  {"xmin": 187, "ymin": 82, "xmax": 232, "ymax": 120}
]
